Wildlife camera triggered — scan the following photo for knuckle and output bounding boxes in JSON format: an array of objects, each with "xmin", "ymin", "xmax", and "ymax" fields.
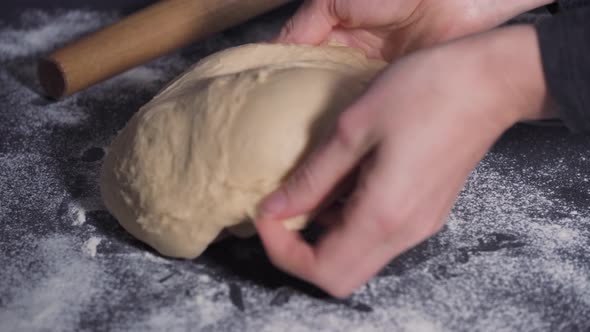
[
  {"xmin": 267, "ymin": 245, "xmax": 299, "ymax": 275},
  {"xmin": 373, "ymin": 214, "xmax": 401, "ymax": 239},
  {"xmin": 265, "ymin": 238, "xmax": 316, "ymax": 281},
  {"xmin": 325, "ymin": 0, "xmax": 338, "ymax": 18},
  {"xmin": 369, "ymin": 205, "xmax": 410, "ymax": 239},
  {"xmin": 408, "ymin": 221, "xmax": 444, "ymax": 245},
  {"xmin": 404, "ymin": 220, "xmax": 445, "ymax": 250},
  {"xmin": 279, "ymin": 19, "xmax": 296, "ymax": 40},
  {"xmin": 316, "ymin": 275, "xmax": 354, "ymax": 299},
  {"xmin": 327, "ymin": 0, "xmax": 350, "ymax": 24},
  {"xmin": 325, "ymin": 284, "xmax": 353, "ymax": 299},
  {"xmin": 264, "ymin": 241, "xmax": 289, "ymax": 268},
  {"xmin": 308, "ymin": 0, "xmax": 342, "ymax": 27},
  {"xmin": 266, "ymin": 252, "xmax": 284, "ymax": 271},
  {"xmin": 425, "ymin": 220, "xmax": 445, "ymax": 238},
  {"xmin": 302, "ymin": 264, "xmax": 321, "ymax": 285},
  {"xmin": 285, "ymin": 166, "xmax": 317, "ymax": 207}
]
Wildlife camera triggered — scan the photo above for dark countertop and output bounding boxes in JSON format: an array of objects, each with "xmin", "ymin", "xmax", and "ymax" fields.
[{"xmin": 1, "ymin": 2, "xmax": 589, "ymax": 331}]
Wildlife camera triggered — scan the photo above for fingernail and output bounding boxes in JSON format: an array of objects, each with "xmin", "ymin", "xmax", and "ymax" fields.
[{"xmin": 258, "ymin": 190, "xmax": 287, "ymax": 220}]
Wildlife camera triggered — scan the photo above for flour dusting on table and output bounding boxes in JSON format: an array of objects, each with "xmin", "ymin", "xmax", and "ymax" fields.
[{"xmin": 0, "ymin": 8, "xmax": 589, "ymax": 332}]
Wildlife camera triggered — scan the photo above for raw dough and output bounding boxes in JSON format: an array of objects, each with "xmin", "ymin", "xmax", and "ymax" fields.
[{"xmin": 100, "ymin": 43, "xmax": 386, "ymax": 258}]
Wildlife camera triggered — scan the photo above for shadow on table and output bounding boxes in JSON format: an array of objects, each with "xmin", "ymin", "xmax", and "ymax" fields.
[
  {"xmin": 199, "ymin": 222, "xmax": 448, "ymax": 312},
  {"xmin": 200, "ymin": 226, "xmax": 381, "ymax": 311}
]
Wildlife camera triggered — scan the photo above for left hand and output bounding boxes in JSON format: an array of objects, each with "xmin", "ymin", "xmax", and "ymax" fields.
[
  {"xmin": 275, "ymin": 0, "xmax": 554, "ymax": 61},
  {"xmin": 256, "ymin": 25, "xmax": 554, "ymax": 298}
]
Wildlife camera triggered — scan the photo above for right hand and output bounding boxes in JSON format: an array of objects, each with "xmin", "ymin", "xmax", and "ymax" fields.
[
  {"xmin": 276, "ymin": 0, "xmax": 553, "ymax": 61},
  {"xmin": 259, "ymin": 24, "xmax": 552, "ymax": 298}
]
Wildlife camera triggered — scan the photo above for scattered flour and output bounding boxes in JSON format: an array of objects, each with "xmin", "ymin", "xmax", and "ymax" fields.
[
  {"xmin": 0, "ymin": 235, "xmax": 102, "ymax": 331},
  {"xmin": 83, "ymin": 236, "xmax": 102, "ymax": 257},
  {"xmin": 69, "ymin": 202, "xmax": 87, "ymax": 226},
  {"xmin": 0, "ymin": 10, "xmax": 116, "ymax": 59},
  {"xmin": 0, "ymin": 10, "xmax": 118, "ymax": 132},
  {"xmin": 115, "ymin": 66, "xmax": 167, "ymax": 86},
  {"xmin": 69, "ymin": 198, "xmax": 105, "ymax": 226},
  {"xmin": 1, "ymin": 7, "xmax": 589, "ymax": 332},
  {"xmin": 143, "ymin": 251, "xmax": 174, "ymax": 264}
]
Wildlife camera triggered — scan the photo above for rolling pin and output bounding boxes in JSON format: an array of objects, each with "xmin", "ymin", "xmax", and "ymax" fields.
[{"xmin": 38, "ymin": 0, "xmax": 292, "ymax": 99}]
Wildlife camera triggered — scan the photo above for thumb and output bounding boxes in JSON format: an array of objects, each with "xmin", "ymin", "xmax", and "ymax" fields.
[
  {"xmin": 275, "ymin": 0, "xmax": 337, "ymax": 45},
  {"xmin": 258, "ymin": 108, "xmax": 374, "ymax": 222}
]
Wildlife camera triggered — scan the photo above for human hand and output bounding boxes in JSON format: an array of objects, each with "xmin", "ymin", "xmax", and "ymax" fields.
[
  {"xmin": 257, "ymin": 25, "xmax": 554, "ymax": 298},
  {"xmin": 277, "ymin": 0, "xmax": 553, "ymax": 60}
]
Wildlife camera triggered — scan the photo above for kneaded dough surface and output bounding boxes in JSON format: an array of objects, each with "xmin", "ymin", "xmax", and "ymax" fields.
[{"xmin": 100, "ymin": 43, "xmax": 386, "ymax": 258}]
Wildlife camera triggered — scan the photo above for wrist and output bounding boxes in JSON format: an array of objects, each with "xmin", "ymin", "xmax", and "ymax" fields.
[
  {"xmin": 519, "ymin": 0, "xmax": 555, "ymax": 10},
  {"xmin": 449, "ymin": 0, "xmax": 555, "ymax": 42},
  {"xmin": 476, "ymin": 0, "xmax": 555, "ymax": 24},
  {"xmin": 482, "ymin": 25, "xmax": 555, "ymax": 123}
]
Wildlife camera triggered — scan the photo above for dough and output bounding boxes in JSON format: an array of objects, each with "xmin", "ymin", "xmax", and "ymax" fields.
[{"xmin": 100, "ymin": 43, "xmax": 386, "ymax": 259}]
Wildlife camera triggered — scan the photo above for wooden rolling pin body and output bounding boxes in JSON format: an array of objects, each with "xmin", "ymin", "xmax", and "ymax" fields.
[{"xmin": 38, "ymin": 0, "xmax": 291, "ymax": 99}]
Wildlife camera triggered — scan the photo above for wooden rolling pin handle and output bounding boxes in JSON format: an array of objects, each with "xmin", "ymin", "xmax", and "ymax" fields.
[{"xmin": 38, "ymin": 0, "xmax": 292, "ymax": 99}]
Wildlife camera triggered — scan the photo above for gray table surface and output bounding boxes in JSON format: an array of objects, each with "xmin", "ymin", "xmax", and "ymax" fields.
[{"xmin": 1, "ymin": 2, "xmax": 589, "ymax": 332}]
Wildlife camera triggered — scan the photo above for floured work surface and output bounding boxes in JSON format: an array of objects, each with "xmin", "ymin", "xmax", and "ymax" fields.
[{"xmin": 1, "ymin": 4, "xmax": 589, "ymax": 332}]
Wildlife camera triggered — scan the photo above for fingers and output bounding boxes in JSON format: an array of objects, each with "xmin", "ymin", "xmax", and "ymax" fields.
[
  {"xmin": 257, "ymin": 173, "xmax": 445, "ymax": 298},
  {"xmin": 256, "ymin": 140, "xmax": 449, "ymax": 298},
  {"xmin": 319, "ymin": 217, "xmax": 443, "ymax": 297},
  {"xmin": 256, "ymin": 212, "xmax": 318, "ymax": 282},
  {"xmin": 258, "ymin": 107, "xmax": 374, "ymax": 222},
  {"xmin": 275, "ymin": 0, "xmax": 337, "ymax": 44},
  {"xmin": 255, "ymin": 189, "xmax": 380, "ymax": 298}
]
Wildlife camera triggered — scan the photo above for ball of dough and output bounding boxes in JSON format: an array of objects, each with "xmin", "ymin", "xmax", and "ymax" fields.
[{"xmin": 100, "ymin": 43, "xmax": 386, "ymax": 259}]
